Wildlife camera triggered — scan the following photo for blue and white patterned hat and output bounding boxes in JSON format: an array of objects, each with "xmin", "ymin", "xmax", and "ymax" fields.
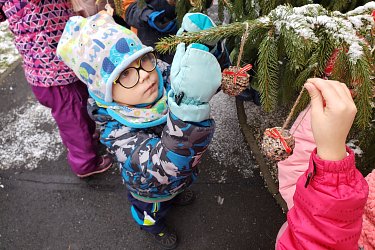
[{"xmin": 57, "ymin": 11, "xmax": 153, "ymax": 103}]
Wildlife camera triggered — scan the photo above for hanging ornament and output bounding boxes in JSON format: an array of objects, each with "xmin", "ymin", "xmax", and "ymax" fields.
[
  {"xmin": 261, "ymin": 87, "xmax": 310, "ymax": 161},
  {"xmin": 261, "ymin": 127, "xmax": 295, "ymax": 161},
  {"xmin": 221, "ymin": 22, "xmax": 252, "ymax": 96}
]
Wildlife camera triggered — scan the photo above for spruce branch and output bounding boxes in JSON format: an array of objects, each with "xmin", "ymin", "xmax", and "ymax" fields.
[
  {"xmin": 156, "ymin": 3, "xmax": 374, "ymax": 55},
  {"xmin": 350, "ymin": 51, "xmax": 373, "ymax": 129},
  {"xmin": 331, "ymin": 46, "xmax": 351, "ymax": 83},
  {"xmin": 258, "ymin": 33, "xmax": 279, "ymax": 111},
  {"xmin": 155, "ymin": 20, "xmax": 271, "ymax": 53}
]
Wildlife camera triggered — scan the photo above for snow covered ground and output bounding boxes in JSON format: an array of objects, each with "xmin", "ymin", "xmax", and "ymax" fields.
[
  {"xmin": 0, "ymin": 21, "xmax": 20, "ymax": 75},
  {"xmin": 0, "ymin": 102, "xmax": 63, "ymax": 170}
]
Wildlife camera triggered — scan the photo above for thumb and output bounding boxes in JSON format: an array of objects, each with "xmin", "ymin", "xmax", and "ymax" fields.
[
  {"xmin": 170, "ymin": 43, "xmax": 186, "ymax": 80},
  {"xmin": 304, "ymin": 81, "xmax": 323, "ymax": 114}
]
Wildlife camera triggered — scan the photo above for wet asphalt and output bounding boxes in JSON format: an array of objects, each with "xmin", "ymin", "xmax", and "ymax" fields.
[{"xmin": 0, "ymin": 63, "xmax": 285, "ymax": 250}]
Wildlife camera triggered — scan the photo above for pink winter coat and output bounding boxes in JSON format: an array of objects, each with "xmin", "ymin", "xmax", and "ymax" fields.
[
  {"xmin": 0, "ymin": 0, "xmax": 78, "ymax": 87},
  {"xmin": 278, "ymin": 108, "xmax": 315, "ymax": 209},
  {"xmin": 276, "ymin": 108, "xmax": 369, "ymax": 250},
  {"xmin": 277, "ymin": 147, "xmax": 369, "ymax": 249},
  {"xmin": 359, "ymin": 169, "xmax": 375, "ymax": 250}
]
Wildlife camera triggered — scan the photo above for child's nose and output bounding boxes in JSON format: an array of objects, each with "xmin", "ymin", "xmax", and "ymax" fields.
[{"xmin": 138, "ymin": 69, "xmax": 150, "ymax": 83}]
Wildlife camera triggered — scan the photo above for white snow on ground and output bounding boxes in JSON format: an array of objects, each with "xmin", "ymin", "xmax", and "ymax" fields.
[
  {"xmin": 209, "ymin": 92, "xmax": 255, "ymax": 182},
  {"xmin": 0, "ymin": 21, "xmax": 20, "ymax": 75},
  {"xmin": 0, "ymin": 101, "xmax": 63, "ymax": 170}
]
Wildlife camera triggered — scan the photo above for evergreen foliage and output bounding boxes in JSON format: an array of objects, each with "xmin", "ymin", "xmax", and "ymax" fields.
[
  {"xmin": 155, "ymin": 1, "xmax": 375, "ymax": 168},
  {"xmin": 156, "ymin": 3, "xmax": 374, "ymax": 128}
]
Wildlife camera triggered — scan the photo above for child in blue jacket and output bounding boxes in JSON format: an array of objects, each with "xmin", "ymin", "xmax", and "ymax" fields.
[{"xmin": 57, "ymin": 11, "xmax": 221, "ymax": 249}]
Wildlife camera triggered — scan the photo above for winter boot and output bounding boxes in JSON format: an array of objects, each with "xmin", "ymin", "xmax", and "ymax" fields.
[
  {"xmin": 77, "ymin": 154, "xmax": 113, "ymax": 178},
  {"xmin": 145, "ymin": 226, "xmax": 178, "ymax": 249},
  {"xmin": 173, "ymin": 189, "xmax": 196, "ymax": 206}
]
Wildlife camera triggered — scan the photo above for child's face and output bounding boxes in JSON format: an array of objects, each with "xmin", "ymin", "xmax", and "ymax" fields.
[{"xmin": 112, "ymin": 52, "xmax": 159, "ymax": 106}]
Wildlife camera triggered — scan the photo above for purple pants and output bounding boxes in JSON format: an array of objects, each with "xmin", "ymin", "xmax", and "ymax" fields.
[{"xmin": 31, "ymin": 81, "xmax": 99, "ymax": 175}]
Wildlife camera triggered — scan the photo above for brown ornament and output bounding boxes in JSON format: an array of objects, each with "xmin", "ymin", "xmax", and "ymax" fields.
[
  {"xmin": 261, "ymin": 127, "xmax": 295, "ymax": 161},
  {"xmin": 221, "ymin": 22, "xmax": 252, "ymax": 97},
  {"xmin": 221, "ymin": 64, "xmax": 252, "ymax": 96}
]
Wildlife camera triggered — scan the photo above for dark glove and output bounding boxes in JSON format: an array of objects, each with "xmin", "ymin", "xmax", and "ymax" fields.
[{"xmin": 148, "ymin": 10, "xmax": 177, "ymax": 33}]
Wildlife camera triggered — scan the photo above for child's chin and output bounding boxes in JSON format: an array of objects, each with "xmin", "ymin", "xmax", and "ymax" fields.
[{"xmin": 148, "ymin": 92, "xmax": 159, "ymax": 103}]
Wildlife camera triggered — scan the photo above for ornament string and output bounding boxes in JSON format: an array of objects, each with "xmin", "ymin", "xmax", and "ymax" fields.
[
  {"xmin": 290, "ymin": 104, "xmax": 312, "ymax": 135},
  {"xmin": 281, "ymin": 86, "xmax": 306, "ymax": 134},
  {"xmin": 269, "ymin": 85, "xmax": 310, "ymax": 152},
  {"xmin": 237, "ymin": 22, "xmax": 249, "ymax": 68},
  {"xmin": 222, "ymin": 22, "xmax": 252, "ymax": 85}
]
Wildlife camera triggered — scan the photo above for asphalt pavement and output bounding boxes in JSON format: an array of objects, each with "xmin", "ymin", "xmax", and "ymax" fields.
[{"xmin": 0, "ymin": 63, "xmax": 285, "ymax": 250}]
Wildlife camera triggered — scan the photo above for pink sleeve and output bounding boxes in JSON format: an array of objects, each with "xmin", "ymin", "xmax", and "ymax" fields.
[
  {"xmin": 277, "ymin": 147, "xmax": 369, "ymax": 250},
  {"xmin": 278, "ymin": 107, "xmax": 315, "ymax": 209},
  {"xmin": 358, "ymin": 170, "xmax": 375, "ymax": 250}
]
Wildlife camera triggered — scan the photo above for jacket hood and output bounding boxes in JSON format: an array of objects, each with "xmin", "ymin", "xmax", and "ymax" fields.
[{"xmin": 57, "ymin": 11, "xmax": 153, "ymax": 103}]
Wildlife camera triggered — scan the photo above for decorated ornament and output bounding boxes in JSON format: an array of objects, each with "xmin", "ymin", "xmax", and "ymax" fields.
[
  {"xmin": 261, "ymin": 87, "xmax": 310, "ymax": 161},
  {"xmin": 221, "ymin": 22, "xmax": 252, "ymax": 96},
  {"xmin": 222, "ymin": 64, "xmax": 252, "ymax": 96},
  {"xmin": 261, "ymin": 127, "xmax": 295, "ymax": 161}
]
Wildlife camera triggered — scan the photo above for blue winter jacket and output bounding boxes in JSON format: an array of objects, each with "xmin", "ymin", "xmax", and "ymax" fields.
[{"xmin": 88, "ymin": 66, "xmax": 215, "ymax": 203}]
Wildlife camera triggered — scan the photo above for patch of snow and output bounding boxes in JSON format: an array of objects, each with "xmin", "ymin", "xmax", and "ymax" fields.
[
  {"xmin": 346, "ymin": 140, "xmax": 363, "ymax": 157},
  {"xmin": 209, "ymin": 92, "xmax": 255, "ymax": 179},
  {"xmin": 266, "ymin": 4, "xmax": 373, "ymax": 63},
  {"xmin": 0, "ymin": 102, "xmax": 63, "ymax": 170},
  {"xmin": 347, "ymin": 42, "xmax": 364, "ymax": 63},
  {"xmin": 0, "ymin": 21, "xmax": 20, "ymax": 75},
  {"xmin": 346, "ymin": 2, "xmax": 375, "ymax": 16}
]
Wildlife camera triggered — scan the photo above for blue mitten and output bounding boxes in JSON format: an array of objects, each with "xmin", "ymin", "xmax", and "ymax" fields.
[
  {"xmin": 177, "ymin": 13, "xmax": 218, "ymax": 46},
  {"xmin": 168, "ymin": 43, "xmax": 222, "ymax": 122},
  {"xmin": 177, "ymin": 13, "xmax": 231, "ymax": 70},
  {"xmin": 148, "ymin": 10, "xmax": 177, "ymax": 33}
]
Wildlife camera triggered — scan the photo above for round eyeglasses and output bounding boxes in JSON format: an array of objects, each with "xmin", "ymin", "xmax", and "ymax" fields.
[{"xmin": 114, "ymin": 52, "xmax": 157, "ymax": 89}]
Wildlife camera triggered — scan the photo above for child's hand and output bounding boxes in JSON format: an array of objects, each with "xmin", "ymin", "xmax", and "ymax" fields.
[
  {"xmin": 168, "ymin": 43, "xmax": 221, "ymax": 122},
  {"xmin": 304, "ymin": 78, "xmax": 357, "ymax": 161},
  {"xmin": 148, "ymin": 10, "xmax": 177, "ymax": 33}
]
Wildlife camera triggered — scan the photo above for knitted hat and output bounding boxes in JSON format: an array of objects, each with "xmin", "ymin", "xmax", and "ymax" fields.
[
  {"xmin": 359, "ymin": 169, "xmax": 375, "ymax": 250},
  {"xmin": 57, "ymin": 11, "xmax": 153, "ymax": 103}
]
